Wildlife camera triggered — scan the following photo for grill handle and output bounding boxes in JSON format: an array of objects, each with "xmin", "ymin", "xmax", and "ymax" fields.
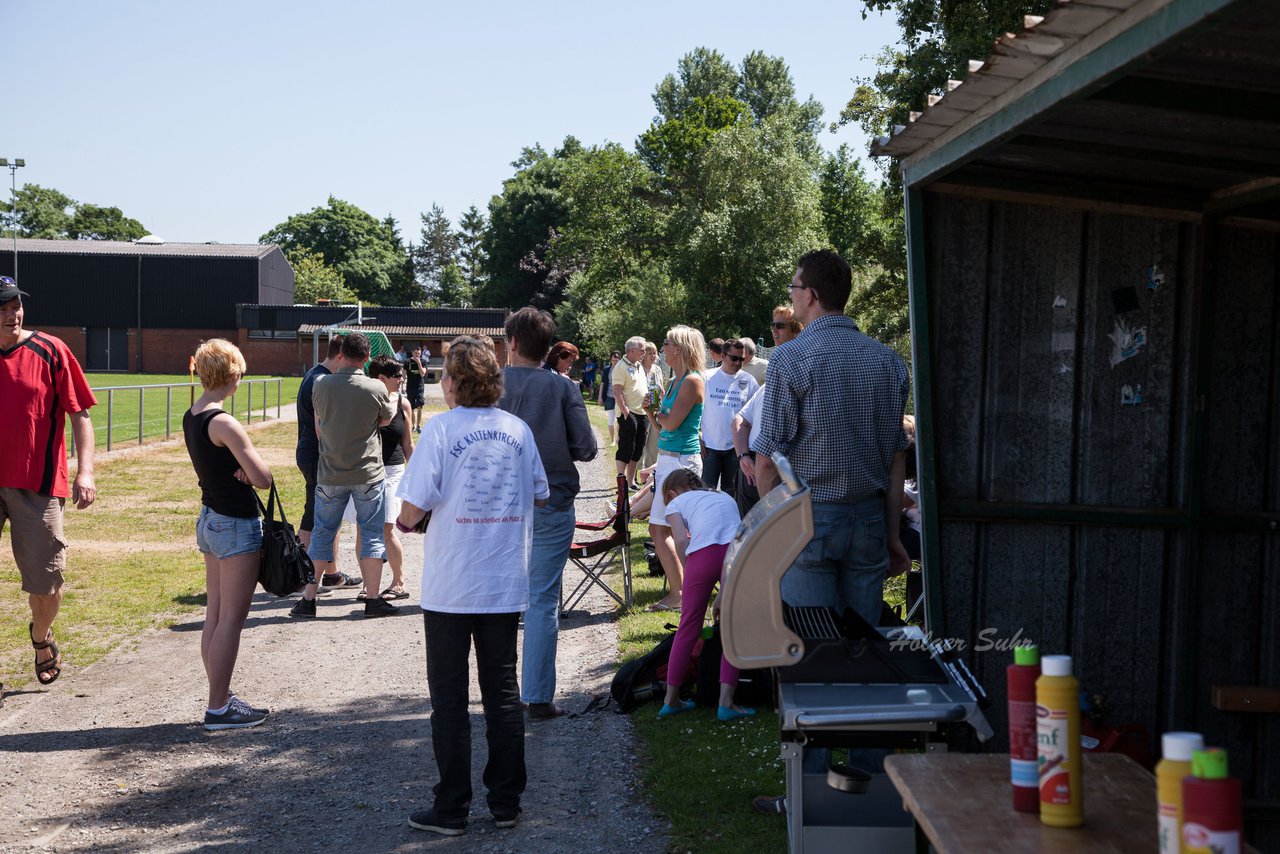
[{"xmin": 794, "ymin": 704, "xmax": 968, "ymax": 728}]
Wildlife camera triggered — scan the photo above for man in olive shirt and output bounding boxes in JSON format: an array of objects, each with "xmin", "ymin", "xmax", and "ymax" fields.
[{"xmin": 292, "ymin": 332, "xmax": 396, "ymax": 618}]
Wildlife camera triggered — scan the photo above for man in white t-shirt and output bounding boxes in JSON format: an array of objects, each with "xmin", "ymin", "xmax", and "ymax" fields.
[
  {"xmin": 394, "ymin": 337, "xmax": 549, "ymax": 837},
  {"xmin": 700, "ymin": 339, "xmax": 758, "ymax": 494}
]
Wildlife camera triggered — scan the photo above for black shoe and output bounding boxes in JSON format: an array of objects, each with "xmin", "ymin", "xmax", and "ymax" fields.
[
  {"xmin": 527, "ymin": 702, "xmax": 567, "ymax": 721},
  {"xmin": 321, "ymin": 571, "xmax": 360, "ymax": 589},
  {"xmin": 492, "ymin": 809, "xmax": 520, "ymax": 829},
  {"xmin": 752, "ymin": 794, "xmax": 786, "ymax": 816},
  {"xmin": 229, "ymin": 693, "xmax": 269, "ymax": 715},
  {"xmin": 289, "ymin": 597, "xmax": 317, "ymax": 618},
  {"xmin": 204, "ymin": 696, "xmax": 269, "ymax": 731},
  {"xmin": 408, "ymin": 808, "xmax": 466, "ymax": 836},
  {"xmin": 363, "ymin": 598, "xmax": 397, "ymax": 618}
]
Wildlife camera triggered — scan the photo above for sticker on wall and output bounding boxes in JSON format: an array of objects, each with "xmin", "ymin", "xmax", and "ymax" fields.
[
  {"xmin": 1108, "ymin": 320, "xmax": 1147, "ymax": 367},
  {"xmin": 1053, "ymin": 295, "xmax": 1068, "ymax": 309},
  {"xmin": 1145, "ymin": 264, "xmax": 1166, "ymax": 292},
  {"xmin": 1121, "ymin": 384, "xmax": 1143, "ymax": 406}
]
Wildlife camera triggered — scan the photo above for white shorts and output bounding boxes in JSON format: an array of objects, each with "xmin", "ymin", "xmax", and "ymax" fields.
[
  {"xmin": 341, "ymin": 464, "xmax": 406, "ymax": 526},
  {"xmin": 650, "ymin": 452, "xmax": 703, "ymax": 525},
  {"xmin": 607, "ymin": 410, "xmax": 617, "ymax": 427}
]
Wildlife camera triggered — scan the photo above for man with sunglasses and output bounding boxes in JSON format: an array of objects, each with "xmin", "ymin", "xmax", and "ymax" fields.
[
  {"xmin": 0, "ymin": 276, "xmax": 97, "ymax": 694},
  {"xmin": 701, "ymin": 340, "xmax": 757, "ymax": 494}
]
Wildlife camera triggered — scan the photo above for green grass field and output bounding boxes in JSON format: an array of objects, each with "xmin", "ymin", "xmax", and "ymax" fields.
[{"xmin": 67, "ymin": 373, "xmax": 302, "ymax": 452}]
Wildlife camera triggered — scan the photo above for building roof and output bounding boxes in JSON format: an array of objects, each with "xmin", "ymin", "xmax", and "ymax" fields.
[
  {"xmin": 4, "ymin": 238, "xmax": 279, "ymax": 259},
  {"xmin": 870, "ymin": 0, "xmax": 1280, "ymax": 220},
  {"xmin": 297, "ymin": 323, "xmax": 507, "ymax": 338}
]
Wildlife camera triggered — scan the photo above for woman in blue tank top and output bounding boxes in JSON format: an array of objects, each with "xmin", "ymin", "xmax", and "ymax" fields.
[{"xmin": 645, "ymin": 324, "xmax": 707, "ymax": 613}]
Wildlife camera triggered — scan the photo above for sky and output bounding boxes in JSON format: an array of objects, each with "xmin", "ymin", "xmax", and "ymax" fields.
[{"xmin": 5, "ymin": 0, "xmax": 901, "ymax": 246}]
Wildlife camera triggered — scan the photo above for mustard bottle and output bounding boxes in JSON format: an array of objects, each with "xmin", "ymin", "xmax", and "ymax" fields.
[
  {"xmin": 1157, "ymin": 732, "xmax": 1204, "ymax": 853},
  {"xmin": 1037, "ymin": 654, "xmax": 1083, "ymax": 827}
]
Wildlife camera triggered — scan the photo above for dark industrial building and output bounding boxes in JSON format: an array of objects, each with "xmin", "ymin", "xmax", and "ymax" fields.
[
  {"xmin": 874, "ymin": 0, "xmax": 1279, "ymax": 846},
  {"xmin": 0, "ymin": 238, "xmax": 509, "ymax": 375},
  {"xmin": 0, "ymin": 238, "xmax": 293, "ymax": 372}
]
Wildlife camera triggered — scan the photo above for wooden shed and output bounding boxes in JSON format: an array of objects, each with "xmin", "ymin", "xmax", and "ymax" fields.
[{"xmin": 873, "ymin": 0, "xmax": 1280, "ymax": 846}]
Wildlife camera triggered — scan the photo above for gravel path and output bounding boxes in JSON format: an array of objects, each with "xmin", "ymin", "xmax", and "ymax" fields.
[{"xmin": 0, "ymin": 399, "xmax": 666, "ymax": 852}]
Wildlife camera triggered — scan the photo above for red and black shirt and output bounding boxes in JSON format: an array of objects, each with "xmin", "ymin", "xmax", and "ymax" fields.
[{"xmin": 0, "ymin": 331, "xmax": 97, "ymax": 497}]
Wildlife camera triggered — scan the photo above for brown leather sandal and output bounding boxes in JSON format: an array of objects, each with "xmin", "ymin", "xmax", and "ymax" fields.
[{"xmin": 31, "ymin": 622, "xmax": 62, "ymax": 685}]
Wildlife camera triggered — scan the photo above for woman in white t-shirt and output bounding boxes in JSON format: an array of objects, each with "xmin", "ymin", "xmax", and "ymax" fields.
[
  {"xmin": 394, "ymin": 336, "xmax": 549, "ymax": 836},
  {"xmin": 655, "ymin": 468, "xmax": 755, "ymax": 722}
]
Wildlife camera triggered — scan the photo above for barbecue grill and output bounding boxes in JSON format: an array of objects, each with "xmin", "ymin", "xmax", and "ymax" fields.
[{"xmin": 721, "ymin": 455, "xmax": 993, "ymax": 853}]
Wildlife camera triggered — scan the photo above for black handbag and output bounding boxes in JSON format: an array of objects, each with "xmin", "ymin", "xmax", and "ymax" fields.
[{"xmin": 255, "ymin": 480, "xmax": 314, "ymax": 597}]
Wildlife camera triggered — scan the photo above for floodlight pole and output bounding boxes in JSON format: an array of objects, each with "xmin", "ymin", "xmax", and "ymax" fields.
[{"xmin": 0, "ymin": 158, "xmax": 24, "ymax": 281}]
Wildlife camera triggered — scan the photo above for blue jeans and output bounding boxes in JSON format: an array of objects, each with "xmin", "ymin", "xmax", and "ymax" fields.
[
  {"xmin": 522, "ymin": 504, "xmax": 575, "ymax": 704},
  {"xmin": 780, "ymin": 497, "xmax": 887, "ymax": 625},
  {"xmin": 195, "ymin": 506, "xmax": 263, "ymax": 559},
  {"xmin": 423, "ymin": 610, "xmax": 525, "ymax": 822},
  {"xmin": 308, "ymin": 482, "xmax": 385, "ymax": 562}
]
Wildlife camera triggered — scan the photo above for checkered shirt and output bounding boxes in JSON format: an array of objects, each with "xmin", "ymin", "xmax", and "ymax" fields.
[{"xmin": 751, "ymin": 314, "xmax": 909, "ymax": 503}]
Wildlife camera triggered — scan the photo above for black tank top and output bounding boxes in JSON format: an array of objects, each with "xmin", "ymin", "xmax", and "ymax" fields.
[
  {"xmin": 183, "ymin": 408, "xmax": 258, "ymax": 518},
  {"xmin": 380, "ymin": 394, "xmax": 407, "ymax": 466}
]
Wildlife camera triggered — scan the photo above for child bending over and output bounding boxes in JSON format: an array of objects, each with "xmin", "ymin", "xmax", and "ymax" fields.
[{"xmin": 656, "ymin": 468, "xmax": 755, "ymax": 722}]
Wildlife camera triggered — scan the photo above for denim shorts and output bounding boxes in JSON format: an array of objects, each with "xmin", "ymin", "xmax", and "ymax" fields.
[
  {"xmin": 196, "ymin": 505, "xmax": 263, "ymax": 560},
  {"xmin": 310, "ymin": 481, "xmax": 386, "ymax": 562}
]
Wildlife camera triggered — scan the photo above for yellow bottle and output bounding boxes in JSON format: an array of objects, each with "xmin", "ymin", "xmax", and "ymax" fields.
[
  {"xmin": 1157, "ymin": 732, "xmax": 1204, "ymax": 853},
  {"xmin": 1037, "ymin": 654, "xmax": 1083, "ymax": 827}
]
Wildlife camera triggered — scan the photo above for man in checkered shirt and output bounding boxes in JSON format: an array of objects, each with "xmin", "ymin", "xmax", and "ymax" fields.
[{"xmin": 752, "ymin": 249, "xmax": 910, "ymax": 626}]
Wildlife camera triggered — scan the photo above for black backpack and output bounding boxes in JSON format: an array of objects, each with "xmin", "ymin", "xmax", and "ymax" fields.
[
  {"xmin": 691, "ymin": 623, "xmax": 776, "ymax": 709},
  {"xmin": 610, "ymin": 628, "xmax": 697, "ymax": 712}
]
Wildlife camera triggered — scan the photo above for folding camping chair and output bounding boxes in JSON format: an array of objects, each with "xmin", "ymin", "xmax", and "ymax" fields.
[{"xmin": 561, "ymin": 474, "xmax": 633, "ymax": 615}]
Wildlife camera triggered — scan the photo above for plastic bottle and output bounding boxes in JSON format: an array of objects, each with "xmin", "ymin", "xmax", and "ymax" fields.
[
  {"xmin": 1007, "ymin": 644, "xmax": 1041, "ymax": 813},
  {"xmin": 1156, "ymin": 732, "xmax": 1204, "ymax": 853},
  {"xmin": 1037, "ymin": 654, "xmax": 1083, "ymax": 827},
  {"xmin": 1182, "ymin": 748, "xmax": 1242, "ymax": 854}
]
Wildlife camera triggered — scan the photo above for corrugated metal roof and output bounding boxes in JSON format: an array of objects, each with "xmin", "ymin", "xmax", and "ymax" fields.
[
  {"xmin": 297, "ymin": 323, "xmax": 507, "ymax": 338},
  {"xmin": 4, "ymin": 238, "xmax": 278, "ymax": 259},
  {"xmin": 872, "ymin": 0, "xmax": 1145, "ymax": 159}
]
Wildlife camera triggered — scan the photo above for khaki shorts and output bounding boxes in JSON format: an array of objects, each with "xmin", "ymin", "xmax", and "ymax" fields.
[{"xmin": 0, "ymin": 487, "xmax": 67, "ymax": 595}]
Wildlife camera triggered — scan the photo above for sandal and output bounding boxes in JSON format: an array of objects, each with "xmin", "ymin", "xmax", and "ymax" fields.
[
  {"xmin": 381, "ymin": 585, "xmax": 410, "ymax": 600},
  {"xmin": 31, "ymin": 622, "xmax": 62, "ymax": 685}
]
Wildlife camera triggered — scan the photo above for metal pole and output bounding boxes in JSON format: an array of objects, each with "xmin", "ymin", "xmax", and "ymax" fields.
[
  {"xmin": 247, "ymin": 381, "xmax": 252, "ymax": 424},
  {"xmin": 166, "ymin": 386, "xmax": 172, "ymax": 440},
  {"xmin": 2, "ymin": 159, "xmax": 22, "ymax": 281},
  {"xmin": 106, "ymin": 389, "xmax": 114, "ymax": 452},
  {"xmin": 137, "ymin": 387, "xmax": 144, "ymax": 446},
  {"xmin": 276, "ymin": 378, "xmax": 281, "ymax": 419}
]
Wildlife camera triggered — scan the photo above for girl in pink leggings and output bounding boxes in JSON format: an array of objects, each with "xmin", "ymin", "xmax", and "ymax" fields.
[{"xmin": 657, "ymin": 468, "xmax": 756, "ymax": 722}]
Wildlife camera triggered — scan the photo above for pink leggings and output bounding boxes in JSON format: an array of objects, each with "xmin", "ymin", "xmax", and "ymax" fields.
[{"xmin": 666, "ymin": 542, "xmax": 737, "ymax": 687}]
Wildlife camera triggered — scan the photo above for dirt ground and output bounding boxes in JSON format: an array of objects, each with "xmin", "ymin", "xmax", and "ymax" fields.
[{"xmin": 0, "ymin": 397, "xmax": 667, "ymax": 852}]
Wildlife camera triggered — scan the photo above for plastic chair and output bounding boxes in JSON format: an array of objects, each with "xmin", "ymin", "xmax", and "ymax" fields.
[{"xmin": 562, "ymin": 474, "xmax": 633, "ymax": 614}]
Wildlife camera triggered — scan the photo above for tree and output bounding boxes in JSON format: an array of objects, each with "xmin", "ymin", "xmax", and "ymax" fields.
[
  {"xmin": 551, "ymin": 143, "xmax": 664, "ymax": 284},
  {"xmin": 637, "ymin": 94, "xmax": 747, "ymax": 187},
  {"xmin": 1, "ymin": 184, "xmax": 76, "ymax": 238},
  {"xmin": 667, "ymin": 117, "xmax": 825, "ymax": 339},
  {"xmin": 68, "ymin": 204, "xmax": 146, "ymax": 241},
  {"xmin": 260, "ymin": 196, "xmax": 415, "ymax": 305},
  {"xmin": 455, "ymin": 205, "xmax": 488, "ymax": 293},
  {"xmin": 475, "ymin": 140, "xmax": 575, "ymax": 310},
  {"xmin": 289, "ymin": 248, "xmax": 358, "ymax": 304},
  {"xmin": 436, "ymin": 263, "xmax": 472, "ymax": 307},
  {"xmin": 414, "ymin": 204, "xmax": 459, "ymax": 300},
  {"xmin": 838, "ymin": 0, "xmax": 1054, "ymax": 139}
]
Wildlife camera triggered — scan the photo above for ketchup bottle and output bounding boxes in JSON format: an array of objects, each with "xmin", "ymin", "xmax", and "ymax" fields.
[
  {"xmin": 1007, "ymin": 643, "xmax": 1040, "ymax": 813},
  {"xmin": 1182, "ymin": 748, "xmax": 1242, "ymax": 854}
]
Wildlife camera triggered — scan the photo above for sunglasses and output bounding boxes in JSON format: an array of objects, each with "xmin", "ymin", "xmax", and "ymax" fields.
[
  {"xmin": 771, "ymin": 321, "xmax": 789, "ymax": 330},
  {"xmin": 725, "ymin": 354, "xmax": 744, "ymax": 363}
]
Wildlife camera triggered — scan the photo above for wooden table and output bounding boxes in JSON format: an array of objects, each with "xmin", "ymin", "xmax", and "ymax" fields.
[{"xmin": 884, "ymin": 752, "xmax": 1158, "ymax": 853}]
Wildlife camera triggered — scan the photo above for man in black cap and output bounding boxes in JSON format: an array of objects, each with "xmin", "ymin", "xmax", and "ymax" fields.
[{"xmin": 0, "ymin": 276, "xmax": 98, "ymax": 696}]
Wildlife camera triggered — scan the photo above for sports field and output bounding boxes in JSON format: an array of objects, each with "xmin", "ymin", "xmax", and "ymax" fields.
[{"xmin": 67, "ymin": 373, "xmax": 303, "ymax": 452}]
